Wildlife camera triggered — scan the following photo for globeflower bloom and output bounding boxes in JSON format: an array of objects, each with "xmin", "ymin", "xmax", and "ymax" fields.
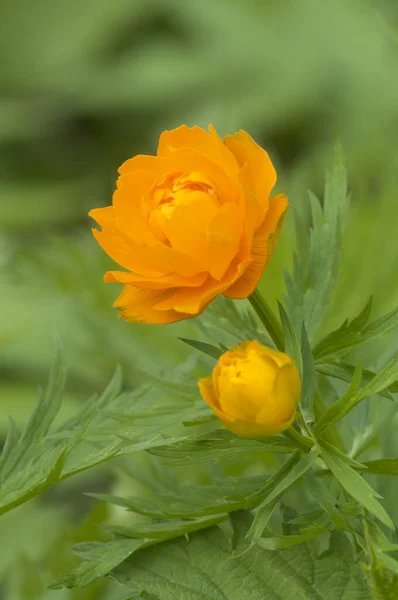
[
  {"xmin": 90, "ymin": 125, "xmax": 287, "ymax": 324},
  {"xmin": 198, "ymin": 341, "xmax": 300, "ymax": 437}
]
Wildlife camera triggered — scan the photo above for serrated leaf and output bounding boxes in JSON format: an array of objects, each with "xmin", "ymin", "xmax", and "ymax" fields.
[
  {"xmin": 50, "ymin": 539, "xmax": 152, "ymax": 589},
  {"xmin": 316, "ymin": 363, "xmax": 397, "ymax": 400},
  {"xmin": 147, "ymin": 430, "xmax": 295, "ymax": 465},
  {"xmin": 320, "ymin": 444, "xmax": 394, "ymax": 529},
  {"xmin": 0, "ymin": 341, "xmax": 67, "ymax": 483},
  {"xmin": 248, "ymin": 449, "xmax": 319, "ymax": 538},
  {"xmin": 306, "ymin": 473, "xmax": 349, "ymax": 530},
  {"xmin": 88, "ymin": 472, "xmax": 270, "ymax": 520},
  {"xmin": 313, "ymin": 361, "xmax": 362, "ymax": 438},
  {"xmin": 284, "ymin": 142, "xmax": 349, "ymax": 340},
  {"xmin": 315, "ymin": 355, "xmax": 398, "ymax": 441},
  {"xmin": 314, "ymin": 304, "xmax": 398, "ymax": 363},
  {"xmin": 110, "ymin": 512, "xmax": 371, "ymax": 600}
]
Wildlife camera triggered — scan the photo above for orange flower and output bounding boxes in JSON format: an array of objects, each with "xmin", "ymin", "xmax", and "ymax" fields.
[
  {"xmin": 90, "ymin": 125, "xmax": 287, "ymax": 324},
  {"xmin": 198, "ymin": 341, "xmax": 300, "ymax": 438}
]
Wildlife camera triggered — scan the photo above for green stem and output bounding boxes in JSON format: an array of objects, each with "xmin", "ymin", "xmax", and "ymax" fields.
[
  {"xmin": 298, "ymin": 405, "xmax": 314, "ymax": 440},
  {"xmin": 249, "ymin": 289, "xmax": 285, "ymax": 351},
  {"xmin": 283, "ymin": 427, "xmax": 314, "ymax": 453}
]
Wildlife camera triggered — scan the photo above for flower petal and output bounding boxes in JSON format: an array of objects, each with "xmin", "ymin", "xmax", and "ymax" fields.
[
  {"xmin": 90, "ymin": 207, "xmax": 163, "ymax": 277},
  {"xmin": 113, "ymin": 171, "xmax": 158, "ymax": 244},
  {"xmin": 197, "ymin": 376, "xmax": 226, "ymax": 420},
  {"xmin": 154, "ymin": 191, "xmax": 219, "ymax": 259},
  {"xmin": 104, "ymin": 269, "xmax": 208, "ymax": 289},
  {"xmin": 90, "ymin": 206, "xmax": 201, "ymax": 278},
  {"xmin": 205, "ymin": 202, "xmax": 243, "ymax": 280},
  {"xmin": 158, "ymin": 125, "xmax": 239, "ymax": 177},
  {"xmin": 256, "ymin": 363, "xmax": 300, "ymax": 426},
  {"xmin": 113, "ymin": 285, "xmax": 191, "ymax": 324},
  {"xmin": 225, "ymin": 419, "xmax": 294, "ymax": 438},
  {"xmin": 224, "ymin": 129, "xmax": 277, "ymax": 227},
  {"xmin": 153, "ymin": 269, "xmax": 236, "ymax": 315},
  {"xmin": 223, "ymin": 193, "xmax": 288, "ymax": 299}
]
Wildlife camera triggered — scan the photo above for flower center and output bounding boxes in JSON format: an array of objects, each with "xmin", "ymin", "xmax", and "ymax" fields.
[{"xmin": 148, "ymin": 172, "xmax": 220, "ymax": 246}]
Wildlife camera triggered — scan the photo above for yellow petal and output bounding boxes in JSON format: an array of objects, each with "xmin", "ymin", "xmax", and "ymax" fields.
[
  {"xmin": 225, "ymin": 417, "xmax": 296, "ymax": 438},
  {"xmin": 197, "ymin": 376, "xmax": 226, "ymax": 421},
  {"xmin": 257, "ymin": 363, "xmax": 301, "ymax": 425}
]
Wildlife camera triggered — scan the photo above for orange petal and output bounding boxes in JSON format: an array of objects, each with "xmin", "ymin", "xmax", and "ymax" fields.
[
  {"xmin": 224, "ymin": 130, "xmax": 277, "ymax": 228},
  {"xmin": 205, "ymin": 202, "xmax": 243, "ymax": 280},
  {"xmin": 224, "ymin": 194, "xmax": 288, "ymax": 299},
  {"xmin": 113, "ymin": 285, "xmax": 191, "ymax": 324},
  {"xmin": 121, "ymin": 147, "xmax": 240, "ymax": 209},
  {"xmin": 104, "ymin": 269, "xmax": 208, "ymax": 289},
  {"xmin": 113, "ymin": 171, "xmax": 158, "ymax": 245},
  {"xmin": 170, "ymin": 149, "xmax": 240, "ymax": 205},
  {"xmin": 153, "ymin": 271, "xmax": 235, "ymax": 315},
  {"xmin": 90, "ymin": 206, "xmax": 200, "ymax": 278},
  {"xmin": 89, "ymin": 207, "xmax": 162, "ymax": 277},
  {"xmin": 155, "ymin": 191, "xmax": 220, "ymax": 259},
  {"xmin": 118, "ymin": 154, "xmax": 164, "ymax": 176},
  {"xmin": 158, "ymin": 125, "xmax": 239, "ymax": 177}
]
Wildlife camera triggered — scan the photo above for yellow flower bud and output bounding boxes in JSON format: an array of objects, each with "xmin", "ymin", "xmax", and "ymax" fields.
[{"xmin": 198, "ymin": 340, "xmax": 301, "ymax": 437}]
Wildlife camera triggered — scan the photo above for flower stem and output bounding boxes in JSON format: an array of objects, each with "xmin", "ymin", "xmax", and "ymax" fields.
[
  {"xmin": 249, "ymin": 289, "xmax": 285, "ymax": 351},
  {"xmin": 283, "ymin": 427, "xmax": 313, "ymax": 453}
]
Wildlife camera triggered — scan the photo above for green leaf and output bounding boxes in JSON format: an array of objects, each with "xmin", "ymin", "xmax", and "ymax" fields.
[
  {"xmin": 306, "ymin": 473, "xmax": 349, "ymax": 530},
  {"xmin": 254, "ymin": 526, "xmax": 328, "ymax": 550},
  {"xmin": 50, "ymin": 539, "xmax": 152, "ymax": 589},
  {"xmin": 284, "ymin": 142, "xmax": 349, "ymax": 340},
  {"xmin": 0, "ymin": 339, "xmax": 67, "ymax": 484},
  {"xmin": 89, "ymin": 468, "xmax": 278, "ymax": 521},
  {"xmin": 147, "ymin": 430, "xmax": 295, "ymax": 465},
  {"xmin": 314, "ymin": 304, "xmax": 398, "ymax": 363},
  {"xmin": 316, "ymin": 362, "xmax": 397, "ymax": 400},
  {"xmin": 110, "ymin": 513, "xmax": 371, "ymax": 600},
  {"xmin": 248, "ymin": 449, "xmax": 319, "ymax": 537},
  {"xmin": 313, "ymin": 361, "xmax": 362, "ymax": 439},
  {"xmin": 362, "ymin": 519, "xmax": 398, "ymax": 600},
  {"xmin": 178, "ymin": 338, "xmax": 222, "ymax": 360},
  {"xmin": 315, "ymin": 355, "xmax": 398, "ymax": 440},
  {"xmin": 358, "ymin": 354, "xmax": 398, "ymax": 399},
  {"xmin": 300, "ymin": 324, "xmax": 316, "ymax": 409},
  {"xmin": 106, "ymin": 514, "xmax": 226, "ymax": 540},
  {"xmin": 362, "ymin": 458, "xmax": 398, "ymax": 475},
  {"xmin": 278, "ymin": 302, "xmax": 302, "ymax": 374},
  {"xmin": 319, "ymin": 444, "xmax": 394, "ymax": 529}
]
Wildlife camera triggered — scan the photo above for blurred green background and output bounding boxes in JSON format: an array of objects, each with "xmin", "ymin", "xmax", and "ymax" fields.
[{"xmin": 1, "ymin": 0, "xmax": 398, "ymax": 597}]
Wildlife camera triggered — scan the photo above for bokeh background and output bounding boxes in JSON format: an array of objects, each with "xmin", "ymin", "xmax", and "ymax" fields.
[{"xmin": 1, "ymin": 0, "xmax": 398, "ymax": 597}]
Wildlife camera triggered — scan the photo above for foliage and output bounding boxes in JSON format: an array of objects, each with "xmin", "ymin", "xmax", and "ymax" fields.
[
  {"xmin": 1, "ymin": 143, "xmax": 398, "ymax": 599},
  {"xmin": 2, "ymin": 1, "xmax": 398, "ymax": 599}
]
